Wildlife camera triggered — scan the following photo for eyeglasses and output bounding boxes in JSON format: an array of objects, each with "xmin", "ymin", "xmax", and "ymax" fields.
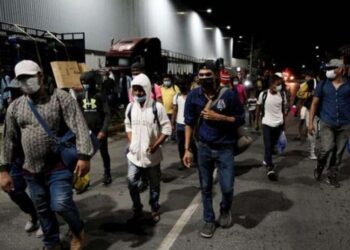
[{"xmin": 198, "ymin": 73, "xmax": 213, "ymax": 77}]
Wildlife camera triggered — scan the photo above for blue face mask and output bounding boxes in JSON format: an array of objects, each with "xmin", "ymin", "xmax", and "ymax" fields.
[
  {"xmin": 135, "ymin": 95, "xmax": 146, "ymax": 103},
  {"xmin": 83, "ymin": 84, "xmax": 89, "ymax": 91}
]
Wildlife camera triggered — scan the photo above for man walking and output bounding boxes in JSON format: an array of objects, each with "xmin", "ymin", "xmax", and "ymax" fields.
[
  {"xmin": 183, "ymin": 62, "xmax": 244, "ymax": 238},
  {"xmin": 0, "ymin": 60, "xmax": 93, "ymax": 250}
]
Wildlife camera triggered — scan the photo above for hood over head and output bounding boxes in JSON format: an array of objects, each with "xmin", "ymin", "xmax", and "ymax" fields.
[{"xmin": 131, "ymin": 73, "xmax": 152, "ymax": 104}]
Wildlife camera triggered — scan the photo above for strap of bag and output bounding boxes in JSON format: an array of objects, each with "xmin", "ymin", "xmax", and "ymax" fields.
[{"xmin": 27, "ymin": 98, "xmax": 56, "ymax": 139}]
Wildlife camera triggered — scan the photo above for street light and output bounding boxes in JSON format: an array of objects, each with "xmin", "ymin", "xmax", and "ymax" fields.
[
  {"xmin": 226, "ymin": 25, "xmax": 231, "ymax": 30},
  {"xmin": 206, "ymin": 8, "xmax": 212, "ymax": 14},
  {"xmin": 315, "ymin": 45, "xmax": 319, "ymax": 50}
]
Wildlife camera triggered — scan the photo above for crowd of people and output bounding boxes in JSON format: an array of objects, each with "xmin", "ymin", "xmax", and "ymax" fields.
[{"xmin": 0, "ymin": 56, "xmax": 349, "ymax": 249}]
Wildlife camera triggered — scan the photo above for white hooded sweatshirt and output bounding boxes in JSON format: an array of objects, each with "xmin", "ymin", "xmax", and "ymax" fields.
[{"xmin": 125, "ymin": 73, "xmax": 171, "ymax": 168}]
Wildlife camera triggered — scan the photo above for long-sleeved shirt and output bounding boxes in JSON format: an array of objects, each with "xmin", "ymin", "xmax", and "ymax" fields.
[
  {"xmin": 184, "ymin": 87, "xmax": 245, "ymax": 145},
  {"xmin": 3, "ymin": 89, "xmax": 93, "ymax": 173},
  {"xmin": 77, "ymin": 91, "xmax": 111, "ymax": 134}
]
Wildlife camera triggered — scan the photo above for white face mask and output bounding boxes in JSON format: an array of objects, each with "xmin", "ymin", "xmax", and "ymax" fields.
[
  {"xmin": 276, "ymin": 85, "xmax": 282, "ymax": 92},
  {"xmin": 163, "ymin": 80, "xmax": 171, "ymax": 87},
  {"xmin": 233, "ymin": 80, "xmax": 239, "ymax": 86},
  {"xmin": 326, "ymin": 70, "xmax": 336, "ymax": 79},
  {"xmin": 20, "ymin": 76, "xmax": 41, "ymax": 94}
]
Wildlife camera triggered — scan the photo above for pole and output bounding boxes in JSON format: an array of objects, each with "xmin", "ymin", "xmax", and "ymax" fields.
[{"xmin": 249, "ymin": 35, "xmax": 254, "ymax": 73}]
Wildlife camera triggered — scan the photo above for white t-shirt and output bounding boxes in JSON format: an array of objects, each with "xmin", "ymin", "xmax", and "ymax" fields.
[
  {"xmin": 173, "ymin": 93, "xmax": 186, "ymax": 125},
  {"xmin": 258, "ymin": 90, "xmax": 286, "ymax": 127}
]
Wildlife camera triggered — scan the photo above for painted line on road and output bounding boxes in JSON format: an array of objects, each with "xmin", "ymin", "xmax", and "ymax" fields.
[{"xmin": 158, "ymin": 191, "xmax": 201, "ymax": 250}]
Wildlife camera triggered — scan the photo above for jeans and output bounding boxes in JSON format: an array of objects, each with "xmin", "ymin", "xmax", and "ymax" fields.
[
  {"xmin": 99, "ymin": 136, "xmax": 111, "ymax": 175},
  {"xmin": 9, "ymin": 159, "xmax": 37, "ymax": 222},
  {"xmin": 197, "ymin": 142, "xmax": 235, "ymax": 223},
  {"xmin": 249, "ymin": 110, "xmax": 256, "ymax": 126},
  {"xmin": 176, "ymin": 123, "xmax": 198, "ymax": 164},
  {"xmin": 127, "ymin": 160, "xmax": 161, "ymax": 212},
  {"xmin": 262, "ymin": 125, "xmax": 283, "ymax": 166},
  {"xmin": 24, "ymin": 168, "xmax": 83, "ymax": 249},
  {"xmin": 316, "ymin": 121, "xmax": 350, "ymax": 177}
]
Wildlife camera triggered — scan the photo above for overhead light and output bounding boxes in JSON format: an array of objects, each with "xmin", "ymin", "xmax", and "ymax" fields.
[
  {"xmin": 226, "ymin": 26, "xmax": 231, "ymax": 30},
  {"xmin": 302, "ymin": 64, "xmax": 306, "ymax": 68},
  {"xmin": 177, "ymin": 11, "xmax": 186, "ymax": 15},
  {"xmin": 206, "ymin": 8, "xmax": 212, "ymax": 13},
  {"xmin": 316, "ymin": 55, "xmax": 320, "ymax": 58},
  {"xmin": 239, "ymin": 35, "xmax": 243, "ymax": 39},
  {"xmin": 315, "ymin": 45, "xmax": 319, "ymax": 50},
  {"xmin": 204, "ymin": 27, "xmax": 213, "ymax": 30}
]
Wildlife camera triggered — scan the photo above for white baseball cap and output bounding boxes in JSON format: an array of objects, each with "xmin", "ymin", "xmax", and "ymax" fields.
[{"xmin": 14, "ymin": 60, "xmax": 41, "ymax": 78}]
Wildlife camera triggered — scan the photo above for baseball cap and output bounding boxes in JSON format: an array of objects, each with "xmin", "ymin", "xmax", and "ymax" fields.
[
  {"xmin": 14, "ymin": 60, "xmax": 41, "ymax": 78},
  {"xmin": 220, "ymin": 70, "xmax": 231, "ymax": 84},
  {"xmin": 326, "ymin": 59, "xmax": 343, "ymax": 68}
]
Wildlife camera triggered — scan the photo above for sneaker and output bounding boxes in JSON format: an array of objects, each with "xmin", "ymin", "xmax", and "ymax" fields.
[
  {"xmin": 309, "ymin": 153, "xmax": 317, "ymax": 160},
  {"xmin": 24, "ymin": 220, "xmax": 39, "ymax": 233},
  {"xmin": 326, "ymin": 176, "xmax": 340, "ymax": 188},
  {"xmin": 70, "ymin": 229, "xmax": 85, "ymax": 250},
  {"xmin": 266, "ymin": 165, "xmax": 277, "ymax": 181},
  {"xmin": 313, "ymin": 165, "xmax": 324, "ymax": 181},
  {"xmin": 36, "ymin": 227, "xmax": 44, "ymax": 238},
  {"xmin": 218, "ymin": 210, "xmax": 232, "ymax": 228},
  {"xmin": 200, "ymin": 222, "xmax": 216, "ymax": 238},
  {"xmin": 151, "ymin": 211, "xmax": 161, "ymax": 223},
  {"xmin": 103, "ymin": 174, "xmax": 112, "ymax": 185},
  {"xmin": 42, "ymin": 244, "xmax": 62, "ymax": 250}
]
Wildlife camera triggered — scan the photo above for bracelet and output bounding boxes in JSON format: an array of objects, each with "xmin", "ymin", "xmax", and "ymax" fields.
[{"xmin": 185, "ymin": 147, "xmax": 192, "ymax": 152}]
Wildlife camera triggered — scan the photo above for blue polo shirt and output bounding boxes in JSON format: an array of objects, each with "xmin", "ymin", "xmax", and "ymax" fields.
[
  {"xmin": 315, "ymin": 79, "xmax": 350, "ymax": 127},
  {"xmin": 184, "ymin": 87, "xmax": 245, "ymax": 145}
]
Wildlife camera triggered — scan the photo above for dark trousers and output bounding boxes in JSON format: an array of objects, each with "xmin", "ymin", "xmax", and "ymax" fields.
[
  {"xmin": 262, "ymin": 124, "xmax": 283, "ymax": 166},
  {"xmin": 176, "ymin": 123, "xmax": 197, "ymax": 164},
  {"xmin": 9, "ymin": 160, "xmax": 37, "ymax": 221},
  {"xmin": 249, "ymin": 110, "xmax": 256, "ymax": 126},
  {"xmin": 99, "ymin": 136, "xmax": 111, "ymax": 175}
]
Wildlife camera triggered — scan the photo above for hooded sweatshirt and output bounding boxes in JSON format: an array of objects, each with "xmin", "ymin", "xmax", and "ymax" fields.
[{"xmin": 125, "ymin": 73, "xmax": 171, "ymax": 168}]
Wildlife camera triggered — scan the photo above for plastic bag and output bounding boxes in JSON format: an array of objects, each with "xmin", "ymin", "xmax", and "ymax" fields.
[
  {"xmin": 277, "ymin": 131, "xmax": 287, "ymax": 154},
  {"xmin": 73, "ymin": 173, "xmax": 90, "ymax": 193}
]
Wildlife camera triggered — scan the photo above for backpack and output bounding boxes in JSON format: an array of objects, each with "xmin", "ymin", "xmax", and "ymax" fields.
[
  {"xmin": 261, "ymin": 89, "xmax": 286, "ymax": 118},
  {"xmin": 127, "ymin": 101, "xmax": 160, "ymax": 128}
]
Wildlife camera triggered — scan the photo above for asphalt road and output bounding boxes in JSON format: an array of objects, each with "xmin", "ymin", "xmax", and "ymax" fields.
[{"xmin": 0, "ymin": 116, "xmax": 349, "ymax": 250}]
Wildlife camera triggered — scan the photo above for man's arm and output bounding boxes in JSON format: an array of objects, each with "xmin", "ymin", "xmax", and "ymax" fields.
[
  {"xmin": 308, "ymin": 96, "xmax": 320, "ymax": 135},
  {"xmin": 98, "ymin": 95, "xmax": 111, "ymax": 139}
]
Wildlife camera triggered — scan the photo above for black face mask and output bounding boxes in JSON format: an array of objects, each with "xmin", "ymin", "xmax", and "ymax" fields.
[{"xmin": 199, "ymin": 78, "xmax": 214, "ymax": 90}]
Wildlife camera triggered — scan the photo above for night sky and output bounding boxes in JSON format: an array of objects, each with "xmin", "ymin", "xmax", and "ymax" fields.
[{"xmin": 177, "ymin": 0, "xmax": 350, "ymax": 71}]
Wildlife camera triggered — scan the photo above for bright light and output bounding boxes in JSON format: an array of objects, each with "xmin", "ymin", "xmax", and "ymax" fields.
[
  {"xmin": 316, "ymin": 55, "xmax": 320, "ymax": 58},
  {"xmin": 237, "ymin": 67, "xmax": 241, "ymax": 72},
  {"xmin": 226, "ymin": 26, "xmax": 231, "ymax": 30},
  {"xmin": 244, "ymin": 80, "xmax": 252, "ymax": 87},
  {"xmin": 273, "ymin": 63, "xmax": 276, "ymax": 67},
  {"xmin": 177, "ymin": 11, "xmax": 186, "ymax": 15},
  {"xmin": 206, "ymin": 8, "xmax": 212, "ymax": 13},
  {"xmin": 302, "ymin": 64, "xmax": 306, "ymax": 68},
  {"xmin": 290, "ymin": 76, "xmax": 295, "ymax": 80},
  {"xmin": 239, "ymin": 35, "xmax": 243, "ymax": 39},
  {"xmin": 315, "ymin": 45, "xmax": 319, "ymax": 49},
  {"xmin": 204, "ymin": 27, "xmax": 213, "ymax": 30}
]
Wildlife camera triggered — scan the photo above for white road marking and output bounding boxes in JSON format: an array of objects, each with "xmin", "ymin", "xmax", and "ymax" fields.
[{"xmin": 158, "ymin": 192, "xmax": 201, "ymax": 250}]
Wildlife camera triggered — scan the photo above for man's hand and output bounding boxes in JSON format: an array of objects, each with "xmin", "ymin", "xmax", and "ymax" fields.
[
  {"xmin": 183, "ymin": 150, "xmax": 193, "ymax": 168},
  {"xmin": 308, "ymin": 124, "xmax": 315, "ymax": 136},
  {"xmin": 0, "ymin": 172, "xmax": 14, "ymax": 193},
  {"xmin": 74, "ymin": 160, "xmax": 90, "ymax": 177},
  {"xmin": 201, "ymin": 110, "xmax": 222, "ymax": 121},
  {"xmin": 147, "ymin": 144, "xmax": 159, "ymax": 155},
  {"xmin": 97, "ymin": 131, "xmax": 107, "ymax": 140}
]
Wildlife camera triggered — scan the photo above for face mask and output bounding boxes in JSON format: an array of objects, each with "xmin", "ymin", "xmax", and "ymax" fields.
[
  {"xmin": 83, "ymin": 84, "xmax": 90, "ymax": 90},
  {"xmin": 163, "ymin": 80, "xmax": 171, "ymax": 87},
  {"xmin": 276, "ymin": 85, "xmax": 282, "ymax": 92},
  {"xmin": 20, "ymin": 76, "xmax": 40, "ymax": 94},
  {"xmin": 326, "ymin": 70, "xmax": 336, "ymax": 79},
  {"xmin": 233, "ymin": 80, "xmax": 239, "ymax": 86},
  {"xmin": 199, "ymin": 78, "xmax": 214, "ymax": 89},
  {"xmin": 135, "ymin": 95, "xmax": 146, "ymax": 103}
]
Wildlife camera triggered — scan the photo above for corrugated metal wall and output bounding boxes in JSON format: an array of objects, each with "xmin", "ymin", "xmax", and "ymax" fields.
[{"xmin": 0, "ymin": 0, "xmax": 233, "ymax": 66}]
